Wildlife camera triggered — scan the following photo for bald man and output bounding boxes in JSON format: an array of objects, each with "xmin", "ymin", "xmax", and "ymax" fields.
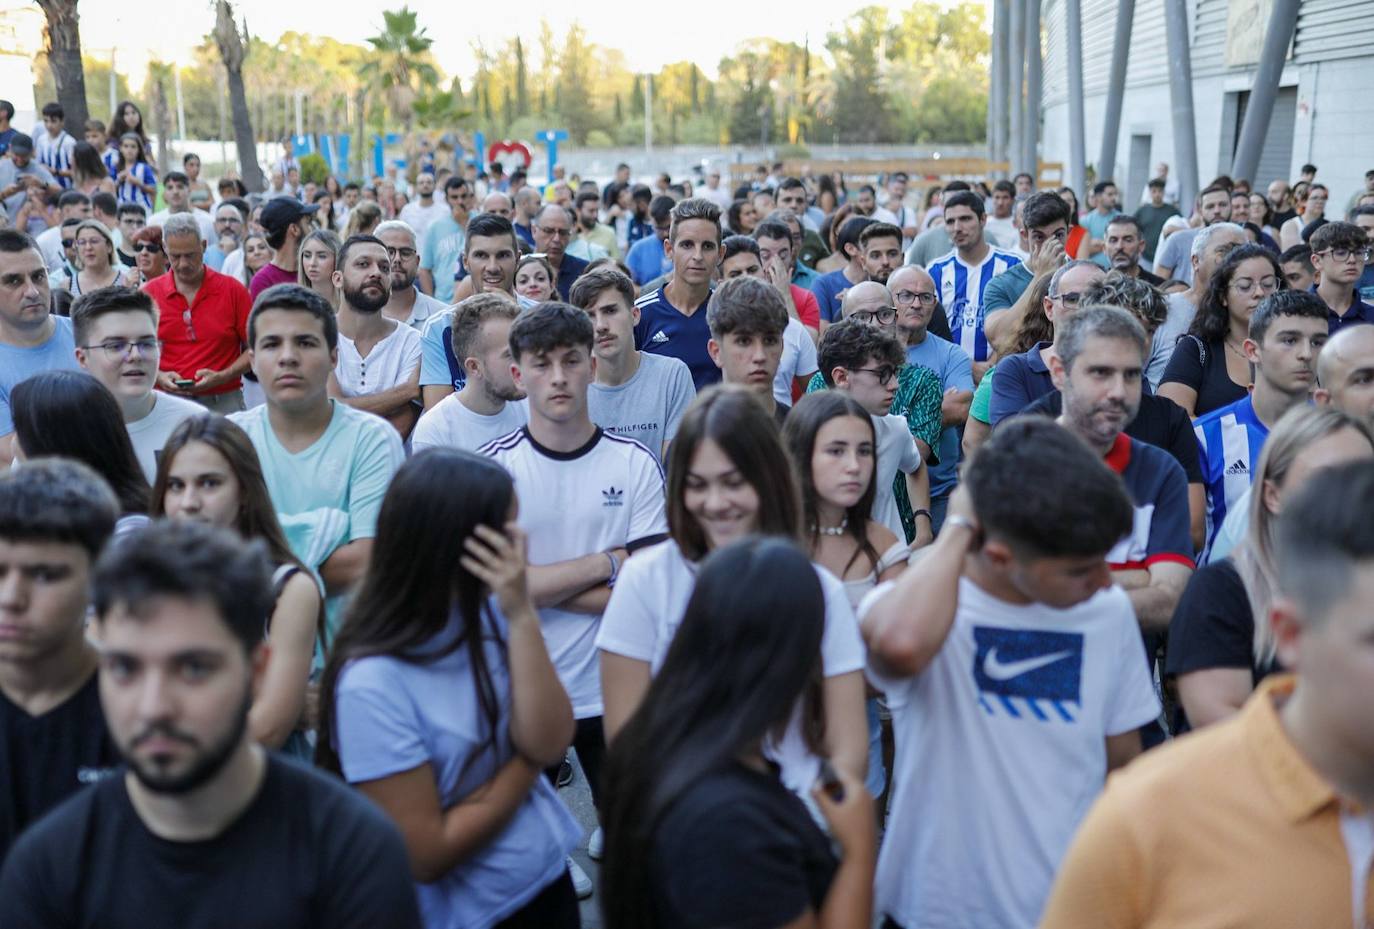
[
  {"xmin": 1315, "ymin": 322, "xmax": 1374, "ymax": 426},
  {"xmin": 480, "ymin": 192, "xmax": 513, "ymax": 219},
  {"xmin": 891, "ymin": 265, "xmax": 974, "ymax": 532},
  {"xmin": 808, "ymin": 279, "xmax": 944, "ymax": 543}
]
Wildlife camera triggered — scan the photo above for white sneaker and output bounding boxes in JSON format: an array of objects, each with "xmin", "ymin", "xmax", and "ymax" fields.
[
  {"xmin": 568, "ymin": 857, "xmax": 593, "ymax": 899},
  {"xmin": 588, "ymin": 826, "xmax": 604, "ymax": 861}
]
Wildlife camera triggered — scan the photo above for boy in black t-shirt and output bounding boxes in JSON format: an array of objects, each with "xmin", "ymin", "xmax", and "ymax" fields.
[
  {"xmin": 0, "ymin": 521, "xmax": 421, "ymax": 928},
  {"xmin": 0, "ymin": 460, "xmax": 120, "ymax": 861}
]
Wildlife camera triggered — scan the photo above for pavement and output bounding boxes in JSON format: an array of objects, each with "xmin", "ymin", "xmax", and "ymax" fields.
[{"xmin": 558, "ymin": 752, "xmax": 603, "ymax": 928}]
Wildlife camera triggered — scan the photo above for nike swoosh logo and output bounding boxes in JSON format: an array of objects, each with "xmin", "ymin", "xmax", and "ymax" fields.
[{"xmin": 982, "ymin": 647, "xmax": 1074, "ymax": 681}]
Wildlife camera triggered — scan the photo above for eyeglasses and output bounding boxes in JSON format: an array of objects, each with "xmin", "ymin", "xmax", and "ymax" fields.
[
  {"xmin": 1318, "ymin": 247, "xmax": 1372, "ymax": 264},
  {"xmin": 849, "ymin": 307, "xmax": 898, "ymax": 326},
  {"xmin": 537, "ymin": 226, "xmax": 571, "ymax": 239},
  {"xmin": 852, "ymin": 364, "xmax": 899, "ymax": 385},
  {"xmin": 183, "ymin": 308, "xmax": 197, "ymax": 342},
  {"xmin": 893, "ymin": 290, "xmax": 938, "ymax": 307},
  {"xmin": 385, "ymin": 246, "xmax": 417, "ymax": 260},
  {"xmin": 132, "ymin": 243, "xmax": 161, "ymax": 254},
  {"xmin": 1050, "ymin": 291, "xmax": 1084, "ymax": 306},
  {"xmin": 1229, "ymin": 276, "xmax": 1279, "ymax": 295},
  {"xmin": 82, "ymin": 337, "xmax": 161, "ymax": 359}
]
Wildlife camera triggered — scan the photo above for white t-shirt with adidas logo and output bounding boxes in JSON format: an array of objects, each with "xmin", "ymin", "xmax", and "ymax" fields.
[
  {"xmin": 860, "ymin": 576, "xmax": 1159, "ymax": 929},
  {"xmin": 480, "ymin": 426, "xmax": 667, "ymax": 719}
]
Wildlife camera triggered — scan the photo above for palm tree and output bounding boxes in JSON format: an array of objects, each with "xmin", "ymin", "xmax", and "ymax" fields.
[
  {"xmin": 36, "ymin": 0, "xmax": 90, "ymax": 130},
  {"xmin": 360, "ymin": 7, "xmax": 440, "ymax": 133},
  {"xmin": 213, "ymin": 0, "xmax": 265, "ymax": 191}
]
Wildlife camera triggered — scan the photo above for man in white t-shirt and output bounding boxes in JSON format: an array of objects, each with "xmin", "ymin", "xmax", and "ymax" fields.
[
  {"xmin": 570, "ymin": 266, "xmax": 694, "ymax": 466},
  {"xmin": 71, "ymin": 287, "xmax": 203, "ymax": 482},
  {"xmin": 230, "ymin": 284, "xmax": 405, "ymax": 600},
  {"xmin": 411, "ymin": 294, "xmax": 527, "ymax": 453},
  {"xmin": 859, "ymin": 417, "xmax": 1160, "ymax": 929},
  {"xmin": 148, "ymin": 172, "xmax": 216, "ymax": 243},
  {"xmin": 397, "ymin": 172, "xmax": 446, "ymax": 243},
  {"xmin": 329, "ymin": 234, "xmax": 421, "ymax": 440},
  {"xmin": 818, "ymin": 318, "xmax": 925, "ymax": 543},
  {"xmin": 374, "ymin": 221, "xmax": 446, "ymax": 330},
  {"xmin": 480, "ymin": 302, "xmax": 667, "ymax": 886}
]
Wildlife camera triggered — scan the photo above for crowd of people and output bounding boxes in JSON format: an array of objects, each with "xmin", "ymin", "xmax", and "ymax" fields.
[{"xmin": 2, "ymin": 90, "xmax": 1374, "ymax": 927}]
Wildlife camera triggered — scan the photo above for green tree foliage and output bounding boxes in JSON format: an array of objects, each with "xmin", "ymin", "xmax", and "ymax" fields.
[{"xmin": 33, "ymin": 55, "xmax": 134, "ymax": 131}]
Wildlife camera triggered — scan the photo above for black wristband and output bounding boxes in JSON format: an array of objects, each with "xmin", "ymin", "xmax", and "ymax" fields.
[{"xmin": 912, "ymin": 509, "xmax": 933, "ymax": 522}]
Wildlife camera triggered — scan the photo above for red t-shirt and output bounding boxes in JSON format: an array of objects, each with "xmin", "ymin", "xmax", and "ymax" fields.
[
  {"xmin": 790, "ymin": 284, "xmax": 821, "ymax": 331},
  {"xmin": 145, "ymin": 267, "xmax": 252, "ymax": 394},
  {"xmin": 249, "ymin": 262, "xmax": 298, "ymax": 301}
]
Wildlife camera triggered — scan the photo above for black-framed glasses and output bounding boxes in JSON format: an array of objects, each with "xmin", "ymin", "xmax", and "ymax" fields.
[
  {"xmin": 537, "ymin": 226, "xmax": 571, "ymax": 239},
  {"xmin": 82, "ymin": 337, "xmax": 161, "ymax": 359},
  {"xmin": 893, "ymin": 290, "xmax": 938, "ymax": 307},
  {"xmin": 385, "ymin": 246, "xmax": 417, "ymax": 260},
  {"xmin": 1050, "ymin": 291, "xmax": 1083, "ymax": 306},
  {"xmin": 853, "ymin": 364, "xmax": 899, "ymax": 385},
  {"xmin": 850, "ymin": 307, "xmax": 898, "ymax": 326},
  {"xmin": 1319, "ymin": 246, "xmax": 1372, "ymax": 264}
]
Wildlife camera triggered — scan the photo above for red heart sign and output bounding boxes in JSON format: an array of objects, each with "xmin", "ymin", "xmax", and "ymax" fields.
[{"xmin": 487, "ymin": 140, "xmax": 532, "ymax": 168}]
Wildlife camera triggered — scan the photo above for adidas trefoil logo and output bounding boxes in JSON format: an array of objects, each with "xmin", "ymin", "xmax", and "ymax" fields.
[{"xmin": 602, "ymin": 486, "xmax": 625, "ymax": 507}]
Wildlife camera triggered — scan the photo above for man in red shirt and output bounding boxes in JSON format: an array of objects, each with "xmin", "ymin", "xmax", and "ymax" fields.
[
  {"xmin": 146, "ymin": 212, "xmax": 253, "ymax": 413},
  {"xmin": 249, "ymin": 198, "xmax": 318, "ymax": 300}
]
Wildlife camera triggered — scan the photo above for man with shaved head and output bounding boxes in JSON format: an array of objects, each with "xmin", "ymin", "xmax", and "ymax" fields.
[
  {"xmin": 479, "ymin": 191, "xmax": 513, "ymax": 220},
  {"xmin": 892, "ymin": 264, "xmax": 973, "ymax": 532},
  {"xmin": 1316, "ymin": 322, "xmax": 1374, "ymax": 426}
]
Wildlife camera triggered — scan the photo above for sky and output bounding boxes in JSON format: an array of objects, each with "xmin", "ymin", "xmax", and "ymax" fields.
[{"xmin": 66, "ymin": 0, "xmax": 912, "ymax": 86}]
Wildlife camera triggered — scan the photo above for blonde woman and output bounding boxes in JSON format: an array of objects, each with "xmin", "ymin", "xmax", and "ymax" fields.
[
  {"xmin": 298, "ymin": 228, "xmax": 342, "ymax": 308},
  {"xmin": 343, "ymin": 201, "xmax": 382, "ymax": 239},
  {"xmin": 66, "ymin": 220, "xmax": 123, "ymax": 295},
  {"xmin": 1165, "ymin": 405, "xmax": 1374, "ymax": 729}
]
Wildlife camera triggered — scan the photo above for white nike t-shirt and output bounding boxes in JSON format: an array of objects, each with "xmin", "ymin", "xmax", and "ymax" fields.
[
  {"xmin": 871, "ymin": 412, "xmax": 922, "ymax": 542},
  {"xmin": 860, "ymin": 576, "xmax": 1159, "ymax": 929},
  {"xmin": 598, "ymin": 539, "xmax": 866, "ymax": 797},
  {"xmin": 481, "ymin": 427, "xmax": 667, "ymax": 719}
]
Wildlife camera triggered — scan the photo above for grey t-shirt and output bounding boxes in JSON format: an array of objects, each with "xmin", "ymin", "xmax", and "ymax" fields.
[
  {"xmin": 1154, "ymin": 228, "xmax": 1200, "ymax": 284},
  {"xmin": 1146, "ymin": 292, "xmax": 1199, "ymax": 390},
  {"xmin": 588, "ymin": 352, "xmax": 696, "ymax": 465},
  {"xmin": 906, "ymin": 225, "xmax": 953, "ymax": 268},
  {"xmin": 0, "ymin": 159, "xmax": 56, "ymax": 223}
]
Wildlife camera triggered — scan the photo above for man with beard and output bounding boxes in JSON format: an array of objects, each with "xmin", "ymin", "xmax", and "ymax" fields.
[
  {"xmin": 860, "ymin": 222, "xmax": 905, "ymax": 287},
  {"xmin": 1050, "ymin": 305, "xmax": 1194, "ymax": 646},
  {"xmin": 419, "ymin": 214, "xmax": 524, "ymax": 410},
  {"xmin": 1101, "ymin": 215, "xmax": 1163, "ymax": 285},
  {"xmin": 329, "ymin": 235, "xmax": 421, "ymax": 439},
  {"xmin": 0, "ymin": 520, "xmax": 420, "ymax": 927},
  {"xmin": 1154, "ymin": 184, "xmax": 1233, "ymax": 284},
  {"xmin": 375, "ymin": 221, "xmax": 446, "ymax": 330},
  {"xmin": 397, "ymin": 171, "xmax": 446, "ymax": 243}
]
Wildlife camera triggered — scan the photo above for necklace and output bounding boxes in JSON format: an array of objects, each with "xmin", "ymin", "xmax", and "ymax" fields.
[
  {"xmin": 815, "ymin": 517, "xmax": 848, "ymax": 536},
  {"xmin": 1224, "ymin": 337, "xmax": 1247, "ymax": 361}
]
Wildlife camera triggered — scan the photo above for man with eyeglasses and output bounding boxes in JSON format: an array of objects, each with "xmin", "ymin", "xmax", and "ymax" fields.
[
  {"xmin": 146, "ymin": 213, "xmax": 253, "ymax": 414},
  {"xmin": 418, "ymin": 177, "xmax": 473, "ymax": 302},
  {"xmin": 989, "ymin": 260, "xmax": 1106, "ymax": 426},
  {"xmin": 215, "ymin": 199, "xmax": 252, "ymax": 281},
  {"xmin": 1308, "ymin": 221, "xmax": 1374, "ymax": 333},
  {"xmin": 808, "ymin": 281, "xmax": 942, "ymax": 545},
  {"xmin": 71, "ymin": 288, "xmax": 202, "ymax": 481},
  {"xmin": 892, "ymin": 265, "xmax": 971, "ymax": 534},
  {"xmin": 375, "ymin": 221, "xmax": 445, "ymax": 331},
  {"xmin": 816, "ymin": 317, "xmax": 931, "ymax": 546},
  {"xmin": 115, "ymin": 204, "xmax": 146, "ymax": 269},
  {"xmin": 0, "ymin": 230, "xmax": 77, "ymax": 467},
  {"xmin": 531, "ymin": 203, "xmax": 589, "ymax": 301}
]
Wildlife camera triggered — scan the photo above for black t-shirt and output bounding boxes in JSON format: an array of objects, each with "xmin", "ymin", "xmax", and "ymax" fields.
[
  {"xmin": 0, "ymin": 755, "xmax": 422, "ymax": 929},
  {"xmin": 0, "ymin": 671, "xmax": 119, "ymax": 862},
  {"xmin": 1020, "ymin": 390, "xmax": 1204, "ymax": 484},
  {"xmin": 650, "ymin": 764, "xmax": 837, "ymax": 929},
  {"xmin": 1164, "ymin": 557, "xmax": 1280, "ymax": 681},
  {"xmin": 1160, "ymin": 334, "xmax": 1248, "ymax": 417}
]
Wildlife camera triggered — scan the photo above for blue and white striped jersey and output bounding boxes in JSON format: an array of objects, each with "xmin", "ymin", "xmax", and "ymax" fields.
[
  {"xmin": 1193, "ymin": 394, "xmax": 1270, "ymax": 556},
  {"xmin": 32, "ymin": 130, "xmax": 75, "ymax": 189},
  {"xmin": 927, "ymin": 246, "xmax": 1023, "ymax": 362}
]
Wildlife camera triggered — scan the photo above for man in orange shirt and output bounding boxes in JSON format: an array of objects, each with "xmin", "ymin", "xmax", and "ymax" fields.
[{"xmin": 1041, "ymin": 459, "xmax": 1374, "ymax": 929}]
